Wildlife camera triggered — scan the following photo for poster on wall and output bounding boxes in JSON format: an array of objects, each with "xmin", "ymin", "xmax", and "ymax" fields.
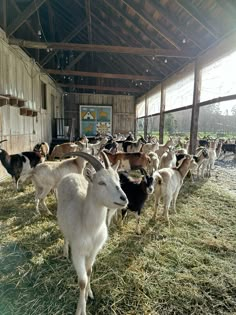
[{"xmin": 80, "ymin": 105, "xmax": 112, "ymax": 137}]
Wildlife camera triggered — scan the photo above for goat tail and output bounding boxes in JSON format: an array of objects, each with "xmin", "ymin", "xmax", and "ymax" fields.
[{"xmin": 154, "ymin": 172, "xmax": 163, "ymax": 185}]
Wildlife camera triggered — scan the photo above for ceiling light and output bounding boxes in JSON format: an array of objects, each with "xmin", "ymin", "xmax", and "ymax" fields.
[{"xmin": 164, "ymin": 58, "xmax": 168, "ymax": 63}]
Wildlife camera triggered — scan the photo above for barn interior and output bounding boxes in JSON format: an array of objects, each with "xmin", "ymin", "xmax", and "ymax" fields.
[
  {"xmin": 0, "ymin": 1, "xmax": 236, "ymax": 178},
  {"xmin": 0, "ymin": 2, "xmax": 236, "ymax": 315}
]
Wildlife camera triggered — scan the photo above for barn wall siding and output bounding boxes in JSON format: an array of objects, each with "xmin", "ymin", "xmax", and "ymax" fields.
[
  {"xmin": 0, "ymin": 29, "xmax": 63, "ymax": 179},
  {"xmin": 64, "ymin": 93, "xmax": 135, "ymax": 138}
]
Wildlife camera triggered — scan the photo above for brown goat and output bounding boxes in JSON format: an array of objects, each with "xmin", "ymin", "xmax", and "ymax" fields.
[
  {"xmin": 103, "ymin": 150, "xmax": 151, "ymax": 171},
  {"xmin": 49, "ymin": 142, "xmax": 85, "ymax": 160}
]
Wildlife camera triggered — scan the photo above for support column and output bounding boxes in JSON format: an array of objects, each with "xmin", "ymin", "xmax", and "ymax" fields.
[
  {"xmin": 143, "ymin": 95, "xmax": 148, "ymax": 139},
  {"xmin": 189, "ymin": 59, "xmax": 201, "ymax": 154},
  {"xmin": 159, "ymin": 83, "xmax": 165, "ymax": 144}
]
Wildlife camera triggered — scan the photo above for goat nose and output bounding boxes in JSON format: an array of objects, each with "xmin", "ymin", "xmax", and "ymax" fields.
[{"xmin": 120, "ymin": 195, "xmax": 126, "ymax": 202}]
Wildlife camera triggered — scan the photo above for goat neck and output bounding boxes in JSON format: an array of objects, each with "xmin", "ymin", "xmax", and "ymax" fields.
[
  {"xmin": 176, "ymin": 156, "xmax": 193, "ymax": 179},
  {"xmin": 0, "ymin": 149, "xmax": 11, "ymax": 169}
]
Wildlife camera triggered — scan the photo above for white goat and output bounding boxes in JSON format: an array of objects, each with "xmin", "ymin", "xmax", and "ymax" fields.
[
  {"xmin": 21, "ymin": 142, "xmax": 90, "ymax": 215},
  {"xmin": 153, "ymin": 155, "xmax": 197, "ymax": 224},
  {"xmin": 200, "ymin": 141, "xmax": 217, "ymax": 178},
  {"xmin": 141, "ymin": 141, "xmax": 159, "ymax": 154},
  {"xmin": 147, "ymin": 151, "xmax": 159, "ymax": 174},
  {"xmin": 57, "ymin": 151, "xmax": 128, "ymax": 315},
  {"xmin": 155, "ymin": 137, "xmax": 175, "ymax": 158},
  {"xmin": 159, "ymin": 147, "xmax": 176, "ymax": 169}
]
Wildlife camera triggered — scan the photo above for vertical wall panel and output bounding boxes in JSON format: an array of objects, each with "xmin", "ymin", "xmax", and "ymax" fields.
[{"xmin": 0, "ymin": 29, "xmax": 63, "ymax": 179}]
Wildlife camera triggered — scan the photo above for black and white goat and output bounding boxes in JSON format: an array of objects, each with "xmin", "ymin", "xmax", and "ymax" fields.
[
  {"xmin": 108, "ymin": 168, "xmax": 154, "ymax": 234},
  {"xmin": 0, "ymin": 139, "xmax": 43, "ymax": 190},
  {"xmin": 33, "ymin": 141, "xmax": 50, "ymax": 160},
  {"xmin": 123, "ymin": 137, "xmax": 146, "ymax": 153}
]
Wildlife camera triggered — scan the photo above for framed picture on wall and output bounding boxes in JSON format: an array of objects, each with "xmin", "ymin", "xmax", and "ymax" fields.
[{"xmin": 80, "ymin": 105, "xmax": 112, "ymax": 137}]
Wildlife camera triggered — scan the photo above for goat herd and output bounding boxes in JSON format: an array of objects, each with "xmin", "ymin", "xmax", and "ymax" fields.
[{"xmin": 0, "ymin": 134, "xmax": 235, "ymax": 315}]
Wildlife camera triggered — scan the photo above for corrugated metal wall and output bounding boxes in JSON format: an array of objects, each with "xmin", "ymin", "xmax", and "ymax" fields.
[
  {"xmin": 64, "ymin": 93, "xmax": 135, "ymax": 138},
  {"xmin": 0, "ymin": 29, "xmax": 64, "ymax": 179}
]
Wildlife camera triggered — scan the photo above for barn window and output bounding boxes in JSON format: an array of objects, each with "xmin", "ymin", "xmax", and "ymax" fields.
[
  {"xmin": 147, "ymin": 88, "xmax": 161, "ymax": 115},
  {"xmin": 165, "ymin": 72, "xmax": 194, "ymax": 111},
  {"xmin": 41, "ymin": 82, "xmax": 47, "ymax": 109},
  {"xmin": 136, "ymin": 96, "xmax": 145, "ymax": 118},
  {"xmin": 200, "ymin": 50, "xmax": 236, "ymax": 102}
]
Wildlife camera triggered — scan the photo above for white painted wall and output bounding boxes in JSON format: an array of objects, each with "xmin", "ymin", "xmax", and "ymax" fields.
[{"xmin": 0, "ymin": 28, "xmax": 64, "ymax": 179}]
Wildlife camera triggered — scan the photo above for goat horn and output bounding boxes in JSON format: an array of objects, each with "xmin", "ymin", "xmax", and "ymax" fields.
[
  {"xmin": 100, "ymin": 150, "xmax": 110, "ymax": 169},
  {"xmin": 140, "ymin": 168, "xmax": 147, "ymax": 177},
  {"xmin": 63, "ymin": 151, "xmax": 104, "ymax": 172},
  {"xmin": 0, "ymin": 139, "xmax": 7, "ymax": 144}
]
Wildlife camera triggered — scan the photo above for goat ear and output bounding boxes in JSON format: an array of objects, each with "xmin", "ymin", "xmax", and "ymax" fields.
[
  {"xmin": 112, "ymin": 160, "xmax": 120, "ymax": 171},
  {"xmin": 84, "ymin": 168, "xmax": 94, "ymax": 182}
]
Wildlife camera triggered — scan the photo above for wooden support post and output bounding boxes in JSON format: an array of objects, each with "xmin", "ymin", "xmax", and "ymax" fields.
[
  {"xmin": 189, "ymin": 59, "xmax": 201, "ymax": 154},
  {"xmin": 143, "ymin": 95, "xmax": 148, "ymax": 139},
  {"xmin": 159, "ymin": 83, "xmax": 165, "ymax": 144}
]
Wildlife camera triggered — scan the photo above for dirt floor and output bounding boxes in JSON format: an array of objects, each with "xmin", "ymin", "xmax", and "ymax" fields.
[{"xmin": 210, "ymin": 153, "xmax": 236, "ymax": 196}]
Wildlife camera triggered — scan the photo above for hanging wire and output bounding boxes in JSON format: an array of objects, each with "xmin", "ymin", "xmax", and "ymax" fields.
[{"xmin": 34, "ymin": 0, "xmax": 47, "ymax": 42}]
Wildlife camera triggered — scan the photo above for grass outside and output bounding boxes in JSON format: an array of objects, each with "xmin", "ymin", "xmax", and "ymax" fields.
[{"xmin": 0, "ymin": 178, "xmax": 236, "ymax": 315}]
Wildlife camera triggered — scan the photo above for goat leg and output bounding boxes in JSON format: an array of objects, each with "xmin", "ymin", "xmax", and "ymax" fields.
[{"xmin": 135, "ymin": 212, "xmax": 141, "ymax": 235}]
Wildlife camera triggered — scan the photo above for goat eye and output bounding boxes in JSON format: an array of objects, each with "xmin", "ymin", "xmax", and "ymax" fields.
[{"xmin": 98, "ymin": 181, "xmax": 106, "ymax": 186}]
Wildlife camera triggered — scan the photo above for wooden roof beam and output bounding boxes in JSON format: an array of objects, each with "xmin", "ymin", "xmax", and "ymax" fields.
[
  {"xmin": 92, "ymin": 1, "xmax": 172, "ymax": 75},
  {"xmin": 66, "ymin": 52, "xmax": 87, "ymax": 70},
  {"xmin": 7, "ymin": 0, "xmax": 46, "ymax": 36},
  {"xmin": 47, "ymin": 1, "xmax": 55, "ymax": 41},
  {"xmin": 9, "ymin": 39, "xmax": 195, "ymax": 58},
  {"xmin": 149, "ymin": 0, "xmax": 204, "ymax": 50},
  {"xmin": 10, "ymin": 0, "xmax": 38, "ymax": 39},
  {"xmin": 2, "ymin": 0, "xmax": 7, "ymax": 31},
  {"xmin": 215, "ymin": 0, "xmax": 236, "ymax": 23},
  {"xmin": 175, "ymin": 0, "xmax": 220, "ymax": 39},
  {"xmin": 102, "ymin": 0, "xmax": 167, "ymax": 49},
  {"xmin": 59, "ymin": 83, "xmax": 143, "ymax": 93},
  {"xmin": 121, "ymin": 0, "xmax": 182, "ymax": 50},
  {"xmin": 46, "ymin": 69, "xmax": 161, "ymax": 81},
  {"xmin": 85, "ymin": 0, "xmax": 92, "ymax": 44},
  {"xmin": 40, "ymin": 20, "xmax": 88, "ymax": 66}
]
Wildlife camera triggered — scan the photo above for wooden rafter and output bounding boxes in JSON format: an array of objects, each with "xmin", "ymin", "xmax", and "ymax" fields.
[
  {"xmin": 40, "ymin": 20, "xmax": 87, "ymax": 66},
  {"xmin": 10, "ymin": 0, "xmax": 38, "ymax": 39},
  {"xmin": 59, "ymin": 83, "xmax": 143, "ymax": 93},
  {"xmin": 47, "ymin": 1, "xmax": 55, "ymax": 41},
  {"xmin": 7, "ymin": 0, "xmax": 47, "ymax": 36},
  {"xmin": 66, "ymin": 52, "xmax": 86, "ymax": 70},
  {"xmin": 3, "ymin": 0, "xmax": 7, "ymax": 30},
  {"xmin": 215, "ymin": 0, "xmax": 236, "ymax": 23},
  {"xmin": 149, "ymin": 0, "xmax": 204, "ymax": 50},
  {"xmin": 85, "ymin": 0, "xmax": 92, "ymax": 44},
  {"xmin": 121, "ymin": 0, "xmax": 182, "ymax": 50},
  {"xmin": 9, "ymin": 39, "xmax": 195, "ymax": 58},
  {"xmin": 102, "ymin": 0, "xmax": 168, "ymax": 49},
  {"xmin": 46, "ymin": 69, "xmax": 161, "ymax": 81},
  {"xmin": 175, "ymin": 0, "xmax": 220, "ymax": 39},
  {"xmin": 92, "ymin": 1, "xmax": 173, "ymax": 76}
]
